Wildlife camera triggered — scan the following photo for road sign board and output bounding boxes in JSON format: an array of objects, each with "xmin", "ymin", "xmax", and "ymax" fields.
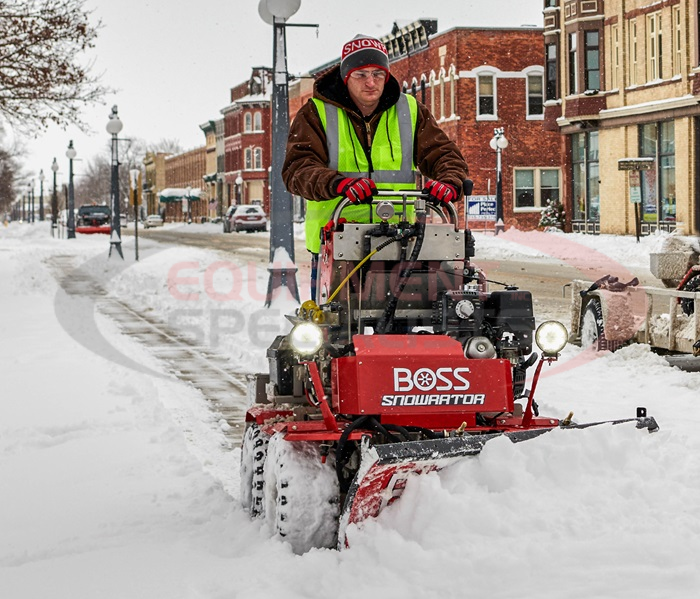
[{"xmin": 467, "ymin": 195, "xmax": 497, "ymax": 221}]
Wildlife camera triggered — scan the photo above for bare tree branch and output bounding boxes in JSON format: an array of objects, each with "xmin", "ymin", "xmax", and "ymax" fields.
[{"xmin": 0, "ymin": 0, "xmax": 109, "ymax": 133}]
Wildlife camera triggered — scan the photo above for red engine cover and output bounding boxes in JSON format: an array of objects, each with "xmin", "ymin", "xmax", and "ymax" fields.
[{"xmin": 332, "ymin": 335, "xmax": 513, "ymax": 425}]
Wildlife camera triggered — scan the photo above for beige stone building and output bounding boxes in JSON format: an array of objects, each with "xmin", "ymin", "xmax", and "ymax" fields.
[
  {"xmin": 199, "ymin": 120, "xmax": 219, "ymax": 219},
  {"xmin": 143, "ymin": 152, "xmax": 170, "ymax": 217},
  {"xmin": 543, "ymin": 0, "xmax": 700, "ymax": 236}
]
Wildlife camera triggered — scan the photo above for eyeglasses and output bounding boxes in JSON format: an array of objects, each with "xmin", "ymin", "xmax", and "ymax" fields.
[{"xmin": 349, "ymin": 70, "xmax": 386, "ymax": 81}]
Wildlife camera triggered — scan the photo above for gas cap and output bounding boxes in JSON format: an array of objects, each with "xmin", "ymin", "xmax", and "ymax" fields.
[{"xmin": 375, "ymin": 201, "xmax": 395, "ymax": 221}]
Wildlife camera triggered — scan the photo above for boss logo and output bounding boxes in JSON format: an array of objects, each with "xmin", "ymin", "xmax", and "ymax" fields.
[{"xmin": 393, "ymin": 367, "xmax": 471, "ymax": 392}]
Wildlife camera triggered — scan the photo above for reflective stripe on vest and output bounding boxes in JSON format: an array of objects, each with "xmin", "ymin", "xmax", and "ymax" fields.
[{"xmin": 305, "ymin": 94, "xmax": 418, "ymax": 253}]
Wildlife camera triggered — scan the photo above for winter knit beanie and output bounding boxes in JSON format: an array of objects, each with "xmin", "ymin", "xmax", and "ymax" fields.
[{"xmin": 340, "ymin": 35, "xmax": 390, "ymax": 83}]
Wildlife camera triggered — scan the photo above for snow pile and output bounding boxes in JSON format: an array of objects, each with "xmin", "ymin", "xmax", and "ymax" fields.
[{"xmin": 1, "ymin": 221, "xmax": 699, "ymax": 598}]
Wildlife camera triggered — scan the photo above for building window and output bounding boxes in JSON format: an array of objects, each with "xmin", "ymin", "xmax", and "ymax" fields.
[
  {"xmin": 672, "ymin": 6, "xmax": 682, "ymax": 76},
  {"xmin": 546, "ymin": 43, "xmax": 558, "ymax": 100},
  {"xmin": 611, "ymin": 25, "xmax": 620, "ymax": 89},
  {"xmin": 584, "ymin": 31, "xmax": 600, "ymax": 91},
  {"xmin": 544, "ymin": 0, "xmax": 557, "ymax": 7},
  {"xmin": 568, "ymin": 32, "xmax": 578, "ymax": 94},
  {"xmin": 411, "ymin": 79, "xmax": 417, "ymax": 97},
  {"xmin": 244, "ymin": 113, "xmax": 252, "ymax": 132},
  {"xmin": 254, "ymin": 147, "xmax": 262, "ymax": 170},
  {"xmin": 647, "ymin": 12, "xmax": 663, "ymax": 81},
  {"xmin": 420, "ymin": 77, "xmax": 426, "ymax": 104},
  {"xmin": 639, "ymin": 122, "xmax": 676, "ymax": 223},
  {"xmin": 253, "ymin": 112, "xmax": 262, "ymax": 131},
  {"xmin": 514, "ymin": 168, "xmax": 560, "ymax": 210},
  {"xmin": 245, "ymin": 148, "xmax": 252, "ymax": 170},
  {"xmin": 527, "ymin": 73, "xmax": 544, "ymax": 117},
  {"xmin": 439, "ymin": 68, "xmax": 446, "ymax": 120},
  {"xmin": 629, "ymin": 19, "xmax": 638, "ymax": 86},
  {"xmin": 697, "ymin": 3, "xmax": 700, "ymax": 68},
  {"xmin": 477, "ymin": 73, "xmax": 495, "ymax": 118},
  {"xmin": 572, "ymin": 131, "xmax": 600, "ymax": 222},
  {"xmin": 429, "ymin": 72, "xmax": 436, "ymax": 115},
  {"xmin": 449, "ymin": 65, "xmax": 456, "ymax": 118}
]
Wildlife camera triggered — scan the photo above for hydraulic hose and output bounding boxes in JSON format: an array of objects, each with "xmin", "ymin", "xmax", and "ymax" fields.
[{"xmin": 375, "ymin": 214, "xmax": 427, "ymax": 334}]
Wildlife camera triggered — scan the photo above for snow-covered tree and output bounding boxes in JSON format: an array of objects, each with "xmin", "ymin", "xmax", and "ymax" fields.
[
  {"xmin": 538, "ymin": 198, "xmax": 565, "ymax": 230},
  {"xmin": 0, "ymin": 0, "xmax": 107, "ymax": 132}
]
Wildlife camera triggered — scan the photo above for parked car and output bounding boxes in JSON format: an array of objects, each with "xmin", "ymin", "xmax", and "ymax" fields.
[
  {"xmin": 222, "ymin": 205, "xmax": 238, "ymax": 233},
  {"xmin": 143, "ymin": 214, "xmax": 164, "ymax": 229},
  {"xmin": 230, "ymin": 205, "xmax": 267, "ymax": 233}
]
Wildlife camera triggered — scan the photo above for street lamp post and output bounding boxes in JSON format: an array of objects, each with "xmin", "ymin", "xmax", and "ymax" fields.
[
  {"xmin": 39, "ymin": 170, "xmax": 45, "ymax": 221},
  {"xmin": 29, "ymin": 181, "xmax": 34, "ymax": 223},
  {"xmin": 107, "ymin": 105, "xmax": 124, "ymax": 259},
  {"xmin": 235, "ymin": 175, "xmax": 243, "ymax": 205},
  {"xmin": 130, "ymin": 169, "xmax": 140, "ymax": 261},
  {"xmin": 490, "ymin": 127, "xmax": 509, "ymax": 235},
  {"xmin": 22, "ymin": 186, "xmax": 26, "ymax": 222},
  {"xmin": 258, "ymin": 0, "xmax": 311, "ymax": 306},
  {"xmin": 51, "ymin": 158, "xmax": 58, "ymax": 236},
  {"xmin": 186, "ymin": 185, "xmax": 192, "ymax": 224},
  {"xmin": 66, "ymin": 141, "xmax": 77, "ymax": 239}
]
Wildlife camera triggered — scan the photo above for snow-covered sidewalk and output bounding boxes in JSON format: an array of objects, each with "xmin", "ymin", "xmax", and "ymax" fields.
[{"xmin": 1, "ymin": 222, "xmax": 698, "ymax": 598}]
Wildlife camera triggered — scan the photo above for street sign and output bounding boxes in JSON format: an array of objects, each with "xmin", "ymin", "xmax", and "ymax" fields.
[
  {"xmin": 618, "ymin": 158, "xmax": 654, "ymax": 171},
  {"xmin": 629, "ymin": 171, "xmax": 642, "ymax": 204},
  {"xmin": 467, "ymin": 195, "xmax": 497, "ymax": 221}
]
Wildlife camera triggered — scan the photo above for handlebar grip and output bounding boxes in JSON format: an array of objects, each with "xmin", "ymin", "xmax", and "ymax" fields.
[{"xmin": 463, "ymin": 179, "xmax": 474, "ymax": 198}]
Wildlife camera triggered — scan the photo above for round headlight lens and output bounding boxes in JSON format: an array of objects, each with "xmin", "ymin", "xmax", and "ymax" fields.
[
  {"xmin": 289, "ymin": 322, "xmax": 324, "ymax": 355},
  {"xmin": 535, "ymin": 320, "xmax": 569, "ymax": 355}
]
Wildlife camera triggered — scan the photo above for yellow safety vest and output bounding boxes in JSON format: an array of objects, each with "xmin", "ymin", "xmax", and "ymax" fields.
[{"xmin": 305, "ymin": 94, "xmax": 418, "ymax": 253}]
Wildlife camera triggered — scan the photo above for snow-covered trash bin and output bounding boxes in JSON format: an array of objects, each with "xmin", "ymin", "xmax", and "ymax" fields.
[{"xmin": 649, "ymin": 236, "xmax": 699, "ymax": 287}]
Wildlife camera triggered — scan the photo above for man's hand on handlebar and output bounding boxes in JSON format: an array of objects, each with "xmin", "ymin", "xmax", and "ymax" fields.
[
  {"xmin": 422, "ymin": 179, "xmax": 458, "ymax": 204},
  {"xmin": 336, "ymin": 177, "xmax": 378, "ymax": 204}
]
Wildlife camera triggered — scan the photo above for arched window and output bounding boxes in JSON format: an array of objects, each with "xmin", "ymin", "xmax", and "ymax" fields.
[
  {"xmin": 245, "ymin": 148, "xmax": 252, "ymax": 170},
  {"xmin": 411, "ymin": 78, "xmax": 417, "ymax": 97},
  {"xmin": 244, "ymin": 113, "xmax": 252, "ymax": 132},
  {"xmin": 525, "ymin": 67, "xmax": 544, "ymax": 118},
  {"xmin": 476, "ymin": 71, "xmax": 497, "ymax": 119},
  {"xmin": 420, "ymin": 76, "xmax": 426, "ymax": 104},
  {"xmin": 402, "ymin": 81, "xmax": 408, "ymax": 94},
  {"xmin": 253, "ymin": 111, "xmax": 262, "ymax": 131},
  {"xmin": 448, "ymin": 65, "xmax": 457, "ymax": 118},
  {"xmin": 254, "ymin": 147, "xmax": 262, "ymax": 169},
  {"xmin": 439, "ymin": 68, "xmax": 446, "ymax": 120},
  {"xmin": 429, "ymin": 71, "xmax": 437, "ymax": 115}
]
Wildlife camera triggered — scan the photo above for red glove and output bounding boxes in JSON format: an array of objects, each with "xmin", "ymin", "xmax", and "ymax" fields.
[
  {"xmin": 336, "ymin": 177, "xmax": 377, "ymax": 204},
  {"xmin": 423, "ymin": 180, "xmax": 458, "ymax": 204}
]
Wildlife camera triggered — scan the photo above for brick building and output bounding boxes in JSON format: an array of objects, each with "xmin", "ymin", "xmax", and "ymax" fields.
[
  {"xmin": 221, "ymin": 69, "xmax": 272, "ymax": 213},
  {"xmin": 163, "ymin": 146, "xmax": 207, "ymax": 222},
  {"xmin": 143, "ymin": 152, "xmax": 170, "ymax": 217},
  {"xmin": 199, "ymin": 120, "xmax": 219, "ymax": 220},
  {"xmin": 543, "ymin": 0, "xmax": 700, "ymax": 236},
  {"xmin": 288, "ymin": 22, "xmax": 561, "ymax": 231}
]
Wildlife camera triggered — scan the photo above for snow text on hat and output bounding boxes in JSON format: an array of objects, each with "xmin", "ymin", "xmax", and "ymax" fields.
[{"xmin": 340, "ymin": 35, "xmax": 390, "ymax": 84}]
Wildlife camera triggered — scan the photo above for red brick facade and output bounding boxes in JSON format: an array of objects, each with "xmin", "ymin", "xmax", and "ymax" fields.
[
  {"xmin": 289, "ymin": 26, "xmax": 563, "ymax": 231},
  {"xmin": 221, "ymin": 71, "xmax": 272, "ymax": 214},
  {"xmin": 163, "ymin": 146, "xmax": 207, "ymax": 222}
]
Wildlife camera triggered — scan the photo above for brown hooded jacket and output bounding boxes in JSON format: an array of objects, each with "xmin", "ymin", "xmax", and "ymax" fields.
[{"xmin": 282, "ymin": 65, "xmax": 469, "ymax": 202}]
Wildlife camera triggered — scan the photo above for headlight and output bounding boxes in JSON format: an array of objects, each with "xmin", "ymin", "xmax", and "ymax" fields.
[
  {"xmin": 289, "ymin": 322, "xmax": 324, "ymax": 355},
  {"xmin": 535, "ymin": 320, "xmax": 568, "ymax": 355}
]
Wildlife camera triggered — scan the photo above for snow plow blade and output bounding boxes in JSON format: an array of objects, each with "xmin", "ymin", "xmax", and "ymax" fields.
[{"xmin": 338, "ymin": 416, "xmax": 658, "ymax": 547}]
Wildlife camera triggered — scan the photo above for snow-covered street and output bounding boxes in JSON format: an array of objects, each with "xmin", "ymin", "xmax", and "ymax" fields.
[{"xmin": 1, "ymin": 223, "xmax": 699, "ymax": 598}]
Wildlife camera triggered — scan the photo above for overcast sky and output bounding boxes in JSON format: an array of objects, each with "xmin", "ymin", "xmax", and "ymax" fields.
[{"xmin": 15, "ymin": 0, "xmax": 543, "ymax": 192}]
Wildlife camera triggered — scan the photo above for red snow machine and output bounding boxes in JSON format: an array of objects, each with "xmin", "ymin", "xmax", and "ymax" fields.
[
  {"xmin": 75, "ymin": 204, "xmax": 111, "ymax": 234},
  {"xmin": 241, "ymin": 188, "xmax": 658, "ymax": 554}
]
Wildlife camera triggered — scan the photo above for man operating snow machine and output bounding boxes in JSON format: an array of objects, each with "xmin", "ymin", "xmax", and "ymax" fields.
[
  {"xmin": 282, "ymin": 33, "xmax": 469, "ymax": 300},
  {"xmin": 240, "ymin": 188, "xmax": 658, "ymax": 554}
]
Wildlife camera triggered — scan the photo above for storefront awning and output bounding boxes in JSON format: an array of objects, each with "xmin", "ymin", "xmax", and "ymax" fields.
[{"xmin": 158, "ymin": 188, "xmax": 203, "ymax": 202}]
